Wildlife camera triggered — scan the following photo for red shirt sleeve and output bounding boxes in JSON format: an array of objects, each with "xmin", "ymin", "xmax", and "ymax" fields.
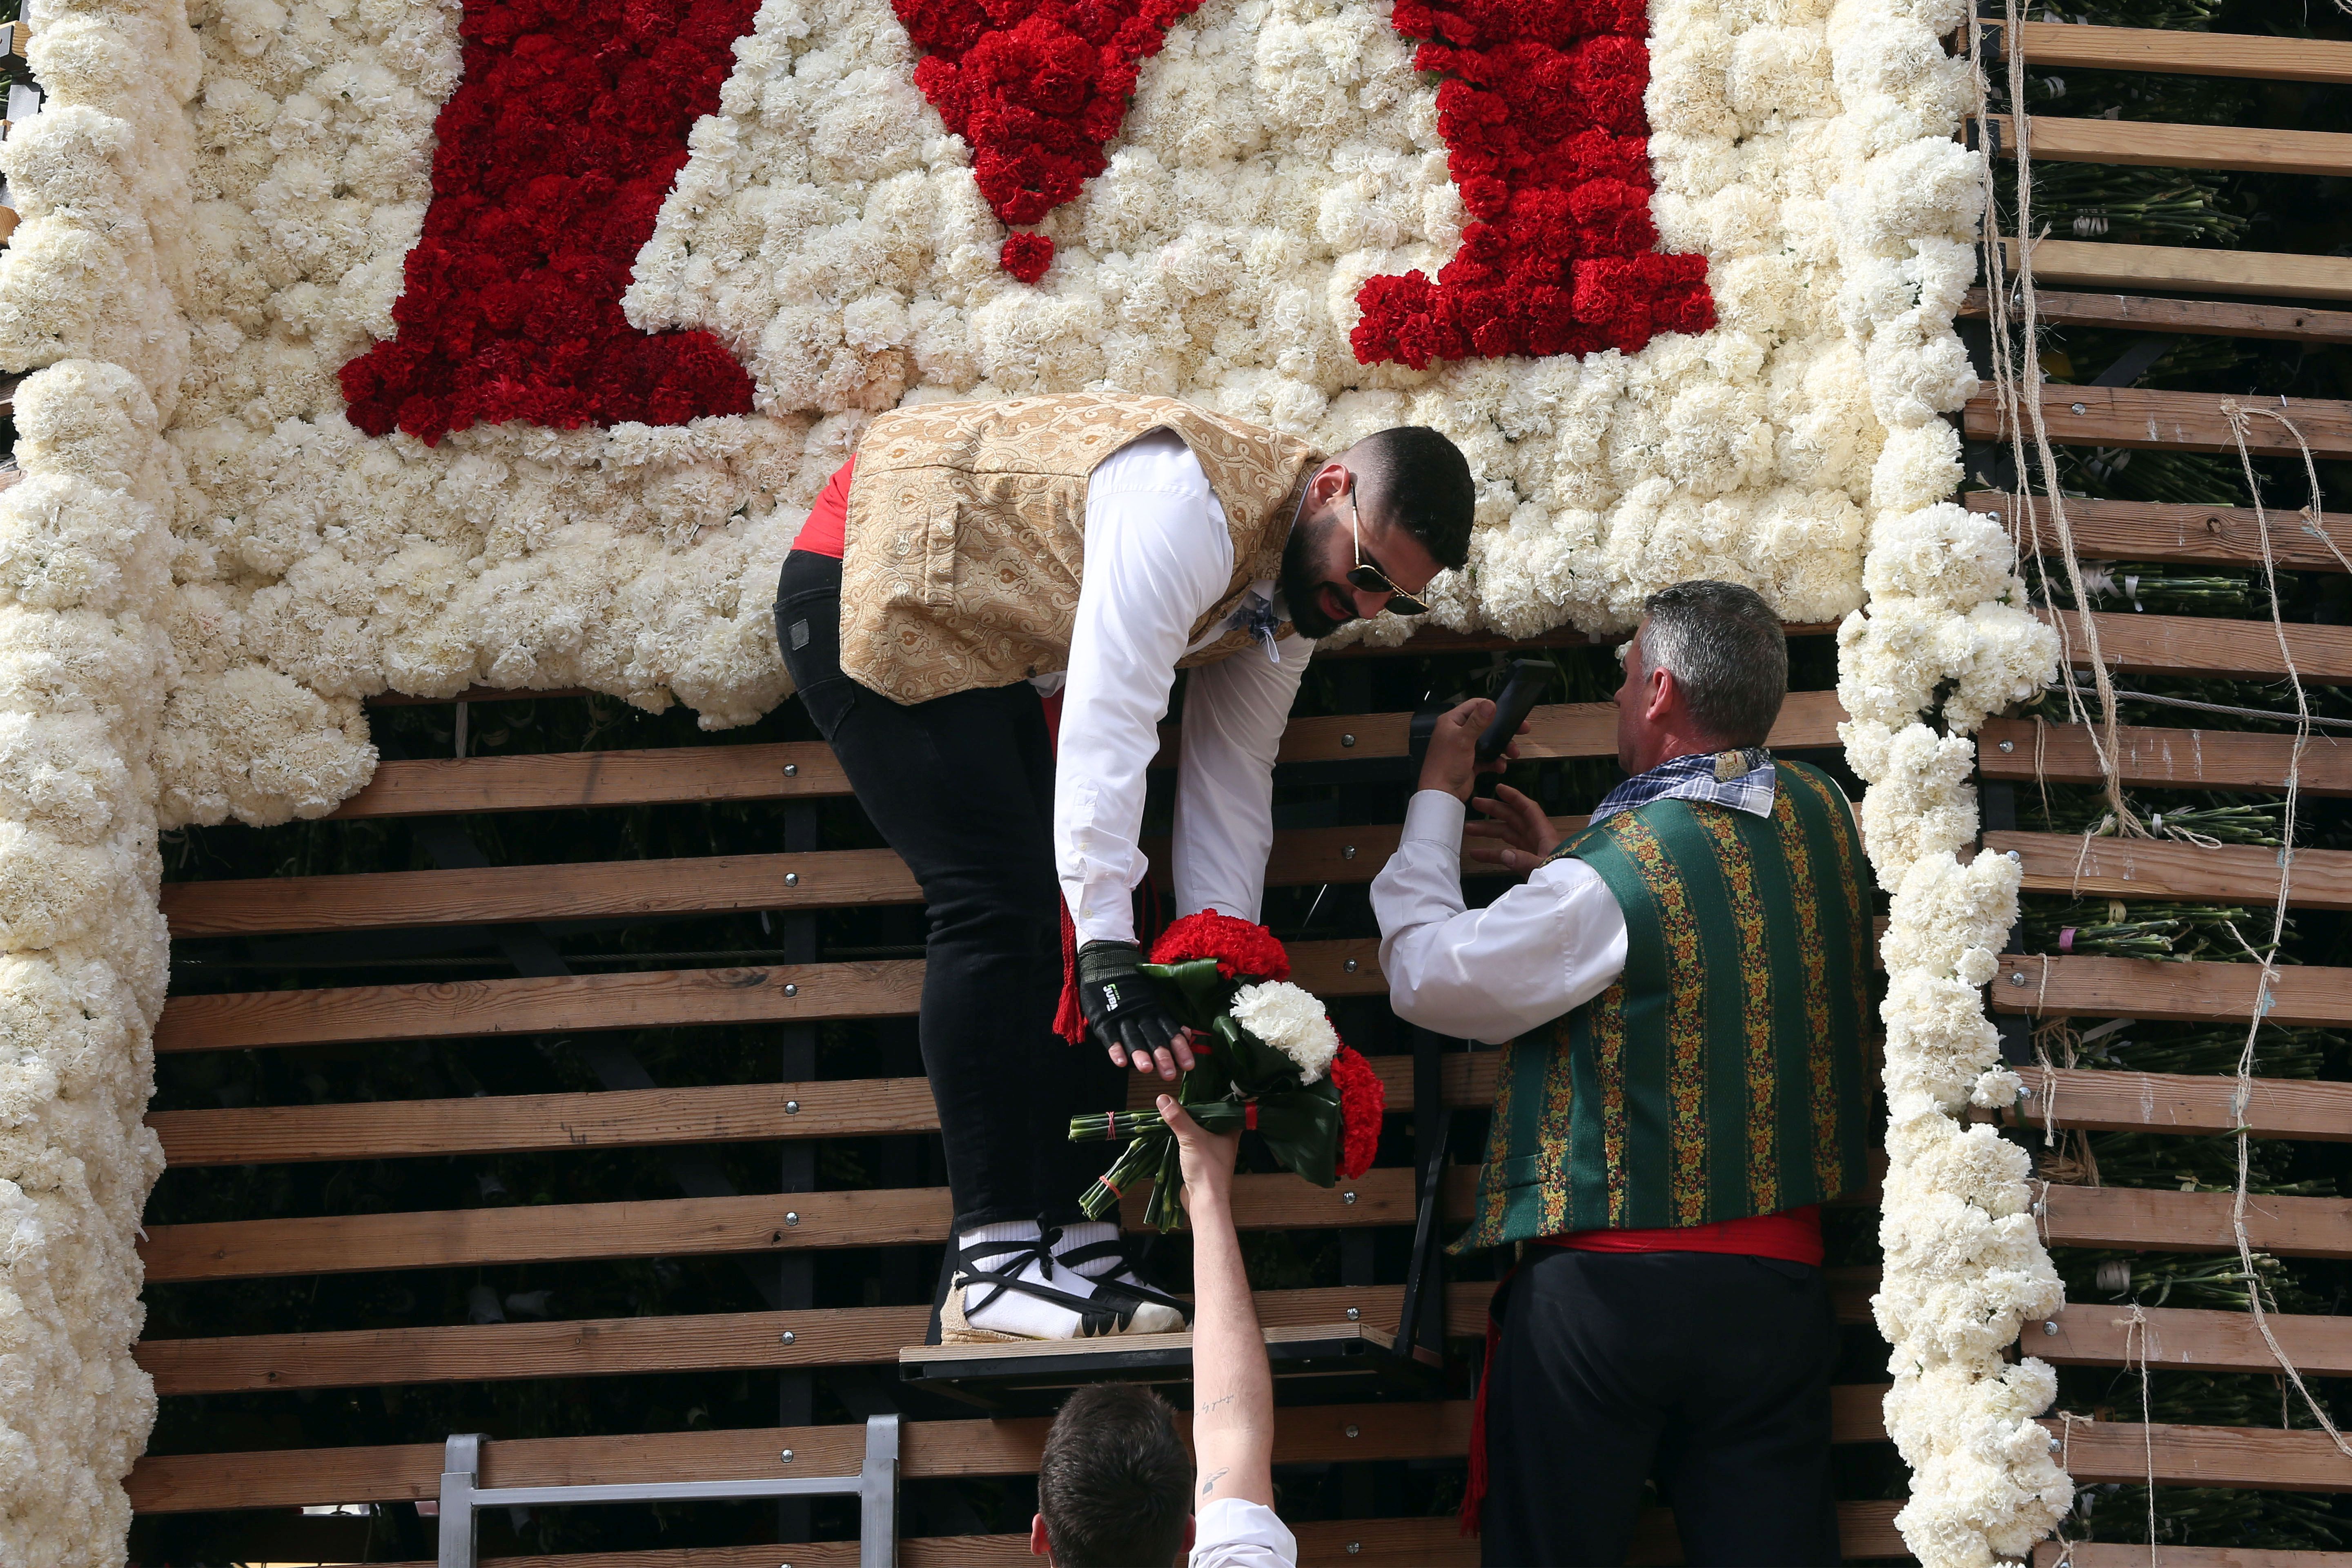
[{"xmin": 792, "ymin": 457, "xmax": 856, "ymax": 559}]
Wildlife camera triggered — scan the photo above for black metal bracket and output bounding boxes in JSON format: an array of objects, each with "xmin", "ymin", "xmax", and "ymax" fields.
[{"xmin": 1392, "ymin": 1026, "xmax": 1450, "ymax": 1363}]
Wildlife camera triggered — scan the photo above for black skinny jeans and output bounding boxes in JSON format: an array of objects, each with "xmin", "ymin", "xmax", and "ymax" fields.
[{"xmin": 775, "ymin": 550, "xmax": 1125, "ymax": 1231}]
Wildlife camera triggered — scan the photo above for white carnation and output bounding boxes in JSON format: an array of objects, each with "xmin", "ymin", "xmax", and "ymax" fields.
[{"xmin": 1230, "ymin": 980, "xmax": 1340, "ymax": 1084}]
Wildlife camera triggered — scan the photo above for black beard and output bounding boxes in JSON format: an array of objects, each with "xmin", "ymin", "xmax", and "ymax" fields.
[{"xmin": 1279, "ymin": 510, "xmax": 1350, "ymax": 640}]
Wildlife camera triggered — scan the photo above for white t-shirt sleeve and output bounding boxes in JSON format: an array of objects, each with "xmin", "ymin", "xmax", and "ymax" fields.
[
  {"xmin": 1189, "ymin": 1499, "xmax": 1298, "ymax": 1568},
  {"xmin": 1056, "ymin": 432, "xmax": 1237, "ymax": 944},
  {"xmin": 1368, "ymin": 790, "xmax": 1630, "ymax": 1045}
]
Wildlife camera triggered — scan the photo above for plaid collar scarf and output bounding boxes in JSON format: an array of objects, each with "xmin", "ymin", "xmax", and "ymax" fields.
[{"xmin": 1587, "ymin": 747, "xmax": 1777, "ymax": 828}]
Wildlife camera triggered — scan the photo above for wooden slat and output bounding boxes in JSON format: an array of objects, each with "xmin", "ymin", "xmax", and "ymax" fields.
[
  {"xmin": 332, "ymin": 742, "xmax": 845, "ymax": 818},
  {"xmin": 1983, "ymin": 112, "xmax": 2352, "ymax": 178},
  {"xmin": 1964, "ymin": 385, "xmax": 2352, "ymax": 459},
  {"xmin": 124, "ymin": 1399, "xmax": 1901, "ymax": 1516},
  {"xmin": 135, "ymin": 1287, "xmax": 1423, "ymax": 1396},
  {"xmin": 153, "ymin": 940, "xmax": 1385, "ymax": 1054},
  {"xmin": 327, "ymin": 690, "xmax": 1846, "ymax": 821},
  {"xmin": 136, "ymin": 1153, "xmax": 1914, "ymax": 1284},
  {"xmin": 2006, "ymin": 20, "xmax": 2352, "ymax": 85},
  {"xmin": 160, "ymin": 847, "xmax": 920, "ymax": 938},
  {"xmin": 2037, "ymin": 1546, "xmax": 2352, "ymax": 1568},
  {"xmin": 1987, "ymin": 829, "xmax": 2352, "ymax": 910},
  {"xmin": 136, "ymin": 1272, "xmax": 1883, "ymax": 1396},
  {"xmin": 1996, "ymin": 238, "xmax": 2352, "ymax": 302},
  {"xmin": 2046, "ymin": 1418, "xmax": 2352, "ymax": 1491},
  {"xmin": 1960, "ymin": 287, "xmax": 2352, "ymax": 344},
  {"xmin": 2012, "ymin": 1065, "xmax": 2352, "ymax": 1142},
  {"xmin": 147, "ymin": 1054, "xmax": 1506, "ymax": 1166},
  {"xmin": 2046, "ymin": 609, "xmax": 2352, "ymax": 684},
  {"xmin": 1979, "ymin": 720, "xmax": 2352, "ymax": 795},
  {"xmin": 2037, "ymin": 1182, "xmax": 2352, "ymax": 1259},
  {"xmin": 2030, "ymin": 1303, "xmax": 2352, "ymax": 1378},
  {"xmin": 1992, "ymin": 954, "xmax": 2352, "ymax": 1032},
  {"xmin": 1969, "ymin": 494, "xmax": 2352, "ymax": 573},
  {"xmin": 259, "ymin": 1501, "xmax": 1911, "ymax": 1568},
  {"xmin": 137, "ymin": 1166, "xmax": 1452, "ymax": 1283}
]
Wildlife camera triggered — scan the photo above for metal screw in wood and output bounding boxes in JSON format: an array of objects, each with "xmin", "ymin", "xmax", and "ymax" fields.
[
  {"xmin": 781, "ymin": 1331, "xmax": 796, "ymax": 1344},
  {"xmin": 784, "ymin": 984, "xmax": 798, "ymax": 997},
  {"xmin": 1341, "ymin": 733, "xmax": 1355, "ymax": 747}
]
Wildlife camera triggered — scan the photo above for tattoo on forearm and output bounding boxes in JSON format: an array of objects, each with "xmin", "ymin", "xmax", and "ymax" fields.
[
  {"xmin": 1201, "ymin": 1467, "xmax": 1229, "ymax": 1497},
  {"xmin": 1198, "ymin": 1393, "xmax": 1235, "ymax": 1414}
]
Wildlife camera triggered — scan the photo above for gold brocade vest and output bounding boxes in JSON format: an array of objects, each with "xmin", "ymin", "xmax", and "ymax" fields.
[{"xmin": 838, "ymin": 394, "xmax": 1320, "ymax": 704}]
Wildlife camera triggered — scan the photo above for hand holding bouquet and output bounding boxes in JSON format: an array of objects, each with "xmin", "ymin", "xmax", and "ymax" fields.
[{"xmin": 1069, "ymin": 913, "xmax": 1385, "ymax": 1231}]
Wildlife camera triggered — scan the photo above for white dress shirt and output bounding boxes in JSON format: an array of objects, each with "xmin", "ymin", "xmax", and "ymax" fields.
[
  {"xmin": 1369, "ymin": 790, "xmax": 1630, "ymax": 1045},
  {"xmin": 1189, "ymin": 1498, "xmax": 1297, "ymax": 1568},
  {"xmin": 1054, "ymin": 431, "xmax": 1311, "ymax": 945}
]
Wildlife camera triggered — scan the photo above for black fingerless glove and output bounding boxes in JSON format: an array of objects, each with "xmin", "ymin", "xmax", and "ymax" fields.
[{"xmin": 1076, "ymin": 940, "xmax": 1186, "ymax": 1064}]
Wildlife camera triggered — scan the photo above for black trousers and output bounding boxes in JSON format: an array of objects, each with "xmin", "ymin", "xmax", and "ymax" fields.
[
  {"xmin": 775, "ymin": 550, "xmax": 1125, "ymax": 1231},
  {"xmin": 1481, "ymin": 1249, "xmax": 1843, "ymax": 1568}
]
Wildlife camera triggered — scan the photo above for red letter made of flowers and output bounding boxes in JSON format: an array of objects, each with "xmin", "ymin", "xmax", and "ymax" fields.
[
  {"xmin": 1350, "ymin": 0, "xmax": 1715, "ymax": 367},
  {"xmin": 338, "ymin": 0, "xmax": 760, "ymax": 445}
]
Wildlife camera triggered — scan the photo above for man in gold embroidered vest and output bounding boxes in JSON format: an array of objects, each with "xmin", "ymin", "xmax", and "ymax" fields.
[
  {"xmin": 1369, "ymin": 581, "xmax": 1874, "ymax": 1565},
  {"xmin": 775, "ymin": 393, "xmax": 1474, "ymax": 1343}
]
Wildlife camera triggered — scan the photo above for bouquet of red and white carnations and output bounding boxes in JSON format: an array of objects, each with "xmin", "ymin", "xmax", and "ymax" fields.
[{"xmin": 1069, "ymin": 913, "xmax": 1385, "ymax": 1232}]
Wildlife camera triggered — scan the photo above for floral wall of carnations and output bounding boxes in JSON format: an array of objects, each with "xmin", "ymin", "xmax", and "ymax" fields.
[{"xmin": 0, "ymin": 0, "xmax": 2070, "ymax": 1550}]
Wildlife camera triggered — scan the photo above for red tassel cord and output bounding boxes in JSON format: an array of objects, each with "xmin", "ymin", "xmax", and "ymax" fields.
[{"xmin": 1459, "ymin": 1264, "xmax": 1515, "ymax": 1536}]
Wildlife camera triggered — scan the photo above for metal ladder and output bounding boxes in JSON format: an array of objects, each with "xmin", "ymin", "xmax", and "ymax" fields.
[{"xmin": 434, "ymin": 1413, "xmax": 899, "ymax": 1568}]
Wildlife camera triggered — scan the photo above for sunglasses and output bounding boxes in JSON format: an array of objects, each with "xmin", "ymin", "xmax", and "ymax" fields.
[{"xmin": 1344, "ymin": 487, "xmax": 1428, "ymax": 616}]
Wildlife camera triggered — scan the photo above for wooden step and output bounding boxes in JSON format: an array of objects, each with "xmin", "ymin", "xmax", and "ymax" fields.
[
  {"xmin": 2031, "ymin": 1303, "xmax": 2352, "ymax": 1378},
  {"xmin": 1962, "ymin": 287, "xmax": 2352, "ymax": 344},
  {"xmin": 146, "ymin": 1054, "xmax": 1508, "ymax": 1167},
  {"xmin": 153, "ymin": 940, "xmax": 1382, "ymax": 1053},
  {"xmin": 2013, "ymin": 1064, "xmax": 2352, "ymax": 1142},
  {"xmin": 1979, "ymin": 719, "xmax": 2352, "ymax": 795},
  {"xmin": 2038, "ymin": 1181, "xmax": 2352, "ymax": 1259},
  {"xmin": 1964, "ymin": 386, "xmax": 2352, "ymax": 459},
  {"xmin": 121, "ymin": 1400, "xmax": 1901, "ymax": 1517},
  {"xmin": 1989, "ymin": 829, "xmax": 2352, "ymax": 909},
  {"xmin": 1993, "ymin": 954, "xmax": 2352, "ymax": 1032},
  {"xmin": 168, "ymin": 691, "xmax": 1846, "ymax": 938},
  {"xmin": 2001, "ymin": 19, "xmax": 2352, "ymax": 85},
  {"xmin": 1981, "ymin": 112, "xmax": 2352, "ymax": 178},
  {"xmin": 137, "ymin": 1165, "xmax": 1455, "ymax": 1283},
  {"xmin": 1995, "ymin": 238, "xmax": 2352, "ymax": 302},
  {"xmin": 327, "ymin": 690, "xmax": 1846, "ymax": 820},
  {"xmin": 134, "ymin": 1273, "xmax": 1886, "ymax": 1396},
  {"xmin": 1970, "ymin": 494, "xmax": 2352, "ymax": 573}
]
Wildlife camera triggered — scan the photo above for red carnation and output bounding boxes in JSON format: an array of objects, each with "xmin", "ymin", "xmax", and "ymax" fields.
[
  {"xmin": 1351, "ymin": 0, "xmax": 1712, "ymax": 368},
  {"xmin": 1148, "ymin": 911, "xmax": 1291, "ymax": 983},
  {"xmin": 1000, "ymin": 232, "xmax": 1057, "ymax": 283},
  {"xmin": 1330, "ymin": 1045, "xmax": 1384, "ymax": 1181}
]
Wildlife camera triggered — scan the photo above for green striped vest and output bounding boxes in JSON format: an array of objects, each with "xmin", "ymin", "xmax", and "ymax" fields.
[{"xmin": 1456, "ymin": 762, "xmax": 1875, "ymax": 1252}]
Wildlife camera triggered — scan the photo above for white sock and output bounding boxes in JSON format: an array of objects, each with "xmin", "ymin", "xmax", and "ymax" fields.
[
  {"xmin": 1049, "ymin": 1221, "xmax": 1185, "ymax": 1332},
  {"xmin": 956, "ymin": 1220, "xmax": 1102, "ymax": 1340},
  {"xmin": 1051, "ymin": 1220, "xmax": 1122, "ymax": 1276}
]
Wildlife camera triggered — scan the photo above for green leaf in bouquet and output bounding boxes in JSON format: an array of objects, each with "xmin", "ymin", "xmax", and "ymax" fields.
[{"xmin": 1213, "ymin": 1012, "xmax": 1304, "ymax": 1091}]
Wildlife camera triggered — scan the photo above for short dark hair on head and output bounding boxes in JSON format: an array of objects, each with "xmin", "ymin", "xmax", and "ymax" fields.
[
  {"xmin": 1349, "ymin": 426, "xmax": 1475, "ymax": 571},
  {"xmin": 1037, "ymin": 1383, "xmax": 1192, "ymax": 1568},
  {"xmin": 1638, "ymin": 580, "xmax": 1787, "ymax": 748}
]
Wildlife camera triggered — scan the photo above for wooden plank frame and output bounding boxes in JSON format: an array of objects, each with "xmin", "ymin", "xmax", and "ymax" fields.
[
  {"xmin": 1981, "ymin": 112, "xmax": 2352, "ymax": 179},
  {"xmin": 1993, "ymin": 953, "xmax": 2352, "ymax": 1033},
  {"xmin": 1978, "ymin": 719, "xmax": 2352, "ymax": 797},
  {"xmin": 1994, "ymin": 238, "xmax": 2352, "ymax": 302},
  {"xmin": 2000, "ymin": 19, "xmax": 2352, "ymax": 85},
  {"xmin": 1969, "ymin": 493, "xmax": 2352, "ymax": 574},
  {"xmin": 1960, "ymin": 287, "xmax": 2352, "ymax": 344},
  {"xmin": 1963, "ymin": 386, "xmax": 2352, "ymax": 461},
  {"xmin": 2031, "ymin": 1303, "xmax": 2352, "ymax": 1379},
  {"xmin": 2043, "ymin": 610, "xmax": 2352, "ymax": 684},
  {"xmin": 1988, "ymin": 829, "xmax": 2352, "ymax": 909},
  {"xmin": 2013, "ymin": 1065, "xmax": 2352, "ymax": 1143}
]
